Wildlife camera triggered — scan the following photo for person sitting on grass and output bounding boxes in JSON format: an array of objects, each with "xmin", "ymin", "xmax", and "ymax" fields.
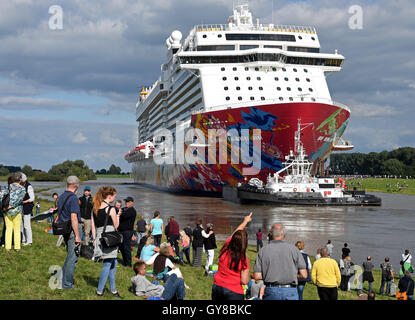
[
  {"xmin": 140, "ymin": 235, "xmax": 160, "ymax": 264},
  {"xmin": 131, "ymin": 261, "xmax": 185, "ymax": 300},
  {"xmin": 153, "ymin": 244, "xmax": 187, "ymax": 284}
]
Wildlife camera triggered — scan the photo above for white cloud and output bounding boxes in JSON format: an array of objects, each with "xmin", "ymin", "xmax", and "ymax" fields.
[
  {"xmin": 100, "ymin": 131, "xmax": 124, "ymax": 146},
  {"xmin": 72, "ymin": 131, "xmax": 88, "ymax": 144}
]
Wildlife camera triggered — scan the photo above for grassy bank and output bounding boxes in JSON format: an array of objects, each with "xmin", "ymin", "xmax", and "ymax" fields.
[
  {"xmin": 346, "ymin": 178, "xmax": 415, "ymax": 196},
  {"xmin": 95, "ymin": 174, "xmax": 132, "ymax": 179},
  {"xmin": 0, "ymin": 197, "xmax": 399, "ymax": 300}
]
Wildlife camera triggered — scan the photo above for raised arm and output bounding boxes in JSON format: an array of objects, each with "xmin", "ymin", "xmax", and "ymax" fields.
[{"xmin": 231, "ymin": 212, "xmax": 252, "ymax": 237}]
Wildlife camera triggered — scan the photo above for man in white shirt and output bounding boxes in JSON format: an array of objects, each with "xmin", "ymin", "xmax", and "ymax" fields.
[{"xmin": 21, "ymin": 173, "xmax": 35, "ymax": 246}]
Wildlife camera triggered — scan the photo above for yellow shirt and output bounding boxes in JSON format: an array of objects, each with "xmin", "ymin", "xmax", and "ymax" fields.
[{"xmin": 311, "ymin": 257, "xmax": 341, "ymax": 288}]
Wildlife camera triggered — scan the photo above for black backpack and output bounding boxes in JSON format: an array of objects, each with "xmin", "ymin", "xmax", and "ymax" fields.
[{"xmin": 1, "ymin": 186, "xmax": 10, "ymax": 214}]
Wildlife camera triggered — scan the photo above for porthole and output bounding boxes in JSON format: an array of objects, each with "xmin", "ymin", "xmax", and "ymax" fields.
[
  {"xmin": 298, "ymin": 36, "xmax": 303, "ymax": 40},
  {"xmin": 245, "ymin": 67, "xmax": 249, "ymax": 71},
  {"xmin": 250, "ymin": 97, "xmax": 255, "ymax": 100},
  {"xmin": 224, "ymin": 86, "xmax": 228, "ymax": 91},
  {"xmin": 306, "ymin": 78, "xmax": 310, "ymax": 82},
  {"xmin": 257, "ymin": 77, "xmax": 261, "ymax": 81},
  {"xmin": 223, "ymin": 77, "xmax": 227, "ymax": 81},
  {"xmin": 248, "ymin": 86, "xmax": 253, "ymax": 90},
  {"xmin": 293, "ymin": 68, "xmax": 297, "ymax": 72},
  {"xmin": 255, "ymin": 67, "xmax": 259, "ymax": 71},
  {"xmin": 221, "ymin": 67, "xmax": 225, "ymax": 71},
  {"xmin": 234, "ymin": 77, "xmax": 239, "ymax": 80},
  {"xmin": 259, "ymin": 87, "xmax": 263, "ymax": 90},
  {"xmin": 279, "ymin": 97, "xmax": 284, "ymax": 101},
  {"xmin": 225, "ymin": 96, "xmax": 230, "ymax": 100},
  {"xmin": 233, "ymin": 67, "xmax": 237, "ymax": 71},
  {"xmin": 203, "ymin": 34, "xmax": 207, "ymax": 38},
  {"xmin": 309, "ymin": 88, "xmax": 313, "ymax": 92},
  {"xmin": 311, "ymin": 98, "xmax": 316, "ymax": 102},
  {"xmin": 289, "ymin": 97, "xmax": 293, "ymax": 101},
  {"xmin": 298, "ymin": 88, "xmax": 302, "ymax": 92},
  {"xmin": 247, "ymin": 76, "xmax": 251, "ymax": 81},
  {"xmin": 304, "ymin": 69, "xmax": 308, "ymax": 73},
  {"xmin": 311, "ymin": 37, "xmax": 315, "ymax": 41},
  {"xmin": 274, "ymin": 77, "xmax": 279, "ymax": 81},
  {"xmin": 284, "ymin": 77, "xmax": 289, "ymax": 81},
  {"xmin": 272, "ymin": 68, "xmax": 277, "ymax": 72},
  {"xmin": 287, "ymin": 87, "xmax": 291, "ymax": 91},
  {"xmin": 236, "ymin": 86, "xmax": 241, "ymax": 90},
  {"xmin": 282, "ymin": 68, "xmax": 286, "ymax": 72},
  {"xmin": 238, "ymin": 96, "xmax": 242, "ymax": 101},
  {"xmin": 261, "ymin": 97, "xmax": 265, "ymax": 100},
  {"xmin": 295, "ymin": 78, "xmax": 300, "ymax": 82},
  {"xmin": 276, "ymin": 87, "xmax": 281, "ymax": 91},
  {"xmin": 218, "ymin": 34, "xmax": 222, "ymax": 38}
]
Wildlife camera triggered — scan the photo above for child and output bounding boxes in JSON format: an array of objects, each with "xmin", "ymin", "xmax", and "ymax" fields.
[
  {"xmin": 131, "ymin": 261, "xmax": 185, "ymax": 300},
  {"xmin": 179, "ymin": 230, "xmax": 191, "ymax": 264},
  {"xmin": 140, "ymin": 236, "xmax": 160, "ymax": 264},
  {"xmin": 249, "ymin": 272, "xmax": 265, "ymax": 300}
]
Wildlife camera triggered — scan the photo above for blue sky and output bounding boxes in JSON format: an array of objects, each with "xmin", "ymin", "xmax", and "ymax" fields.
[{"xmin": 0, "ymin": 0, "xmax": 414, "ymax": 172}]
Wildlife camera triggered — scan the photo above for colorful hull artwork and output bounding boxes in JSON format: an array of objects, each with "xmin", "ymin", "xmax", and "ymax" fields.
[{"xmin": 132, "ymin": 102, "xmax": 350, "ymax": 193}]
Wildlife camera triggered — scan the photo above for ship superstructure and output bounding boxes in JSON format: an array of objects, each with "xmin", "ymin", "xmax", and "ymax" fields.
[{"xmin": 125, "ymin": 4, "xmax": 353, "ymax": 193}]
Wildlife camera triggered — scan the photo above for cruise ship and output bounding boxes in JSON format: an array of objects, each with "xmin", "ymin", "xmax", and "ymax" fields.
[{"xmin": 125, "ymin": 4, "xmax": 353, "ymax": 193}]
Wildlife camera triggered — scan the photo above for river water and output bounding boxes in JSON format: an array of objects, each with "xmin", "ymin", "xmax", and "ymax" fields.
[{"xmin": 4, "ymin": 178, "xmax": 414, "ymax": 269}]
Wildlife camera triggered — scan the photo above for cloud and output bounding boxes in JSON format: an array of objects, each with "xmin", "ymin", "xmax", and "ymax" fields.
[
  {"xmin": 100, "ymin": 131, "xmax": 124, "ymax": 146},
  {"xmin": 72, "ymin": 131, "xmax": 88, "ymax": 144}
]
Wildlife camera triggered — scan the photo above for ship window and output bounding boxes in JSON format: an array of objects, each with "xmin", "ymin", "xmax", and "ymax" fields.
[
  {"xmin": 259, "ymin": 87, "xmax": 263, "ymax": 90},
  {"xmin": 221, "ymin": 67, "xmax": 225, "ymax": 71},
  {"xmin": 234, "ymin": 77, "xmax": 239, "ymax": 80},
  {"xmin": 236, "ymin": 86, "xmax": 241, "ymax": 90},
  {"xmin": 196, "ymin": 45, "xmax": 235, "ymax": 51},
  {"xmin": 298, "ymin": 87, "xmax": 302, "ymax": 91},
  {"xmin": 218, "ymin": 34, "xmax": 222, "ymax": 38},
  {"xmin": 287, "ymin": 46, "xmax": 320, "ymax": 53},
  {"xmin": 261, "ymin": 97, "xmax": 265, "ymax": 100},
  {"xmin": 287, "ymin": 87, "xmax": 291, "ymax": 91},
  {"xmin": 257, "ymin": 77, "xmax": 261, "ymax": 81},
  {"xmin": 240, "ymin": 45, "xmax": 259, "ymax": 50},
  {"xmin": 277, "ymin": 87, "xmax": 281, "ymax": 91},
  {"xmin": 255, "ymin": 67, "xmax": 259, "ymax": 71},
  {"xmin": 282, "ymin": 68, "xmax": 286, "ymax": 72},
  {"xmin": 264, "ymin": 45, "xmax": 283, "ymax": 49},
  {"xmin": 222, "ymin": 77, "xmax": 227, "ymax": 81},
  {"xmin": 226, "ymin": 96, "xmax": 230, "ymax": 100},
  {"xmin": 247, "ymin": 76, "xmax": 251, "ymax": 80},
  {"xmin": 248, "ymin": 86, "xmax": 253, "ymax": 90},
  {"xmin": 224, "ymin": 86, "xmax": 228, "ymax": 90},
  {"xmin": 279, "ymin": 97, "xmax": 284, "ymax": 101},
  {"xmin": 309, "ymin": 88, "xmax": 313, "ymax": 92},
  {"xmin": 275, "ymin": 77, "xmax": 279, "ymax": 81},
  {"xmin": 284, "ymin": 77, "xmax": 289, "ymax": 81},
  {"xmin": 298, "ymin": 36, "xmax": 303, "ymax": 40},
  {"xmin": 226, "ymin": 33, "xmax": 296, "ymax": 42},
  {"xmin": 233, "ymin": 67, "xmax": 237, "ymax": 71},
  {"xmin": 311, "ymin": 98, "xmax": 316, "ymax": 101},
  {"xmin": 306, "ymin": 78, "xmax": 310, "ymax": 82},
  {"xmin": 304, "ymin": 69, "xmax": 308, "ymax": 73},
  {"xmin": 238, "ymin": 96, "xmax": 242, "ymax": 100},
  {"xmin": 245, "ymin": 67, "xmax": 249, "ymax": 71},
  {"xmin": 250, "ymin": 96, "xmax": 255, "ymax": 100},
  {"xmin": 202, "ymin": 34, "xmax": 207, "ymax": 38},
  {"xmin": 311, "ymin": 37, "xmax": 316, "ymax": 41},
  {"xmin": 289, "ymin": 97, "xmax": 293, "ymax": 101},
  {"xmin": 295, "ymin": 78, "xmax": 300, "ymax": 81},
  {"xmin": 293, "ymin": 68, "xmax": 298, "ymax": 72},
  {"xmin": 272, "ymin": 67, "xmax": 277, "ymax": 71}
]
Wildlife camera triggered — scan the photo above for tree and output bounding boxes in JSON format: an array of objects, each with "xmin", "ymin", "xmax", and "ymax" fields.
[
  {"xmin": 380, "ymin": 159, "xmax": 406, "ymax": 176},
  {"xmin": 21, "ymin": 165, "xmax": 34, "ymax": 177},
  {"xmin": 48, "ymin": 160, "xmax": 96, "ymax": 181},
  {"xmin": 108, "ymin": 164, "xmax": 121, "ymax": 175},
  {"xmin": 0, "ymin": 166, "xmax": 9, "ymax": 176}
]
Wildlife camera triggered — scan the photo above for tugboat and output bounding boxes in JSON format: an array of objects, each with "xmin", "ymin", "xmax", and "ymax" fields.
[{"xmin": 222, "ymin": 119, "xmax": 381, "ymax": 206}]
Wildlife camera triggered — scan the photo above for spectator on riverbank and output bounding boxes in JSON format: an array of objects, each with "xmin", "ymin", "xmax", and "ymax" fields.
[
  {"xmin": 400, "ymin": 249, "xmax": 413, "ymax": 277},
  {"xmin": 359, "ymin": 256, "xmax": 375, "ymax": 294},
  {"xmin": 91, "ymin": 186, "xmax": 121, "ymax": 298},
  {"xmin": 312, "ymin": 247, "xmax": 341, "ymax": 300},
  {"xmin": 342, "ymin": 243, "xmax": 350, "ymax": 258},
  {"xmin": 315, "ymin": 248, "xmax": 321, "ymax": 260},
  {"xmin": 204, "ymin": 223, "xmax": 217, "ymax": 273},
  {"xmin": 326, "ymin": 240, "xmax": 334, "ymax": 257},
  {"xmin": 20, "ymin": 173, "xmax": 34, "ymax": 247},
  {"xmin": 58, "ymin": 176, "xmax": 82, "ymax": 289},
  {"xmin": 114, "ymin": 200, "xmax": 122, "ymax": 214},
  {"xmin": 35, "ymin": 202, "xmax": 40, "ymax": 215},
  {"xmin": 339, "ymin": 255, "xmax": 354, "ymax": 291},
  {"xmin": 118, "ymin": 197, "xmax": 137, "ymax": 267},
  {"xmin": 179, "ymin": 230, "xmax": 191, "ymax": 264},
  {"xmin": 295, "ymin": 241, "xmax": 312, "ymax": 300},
  {"xmin": 79, "ymin": 186, "xmax": 93, "ymax": 245},
  {"xmin": 140, "ymin": 235, "xmax": 159, "ymax": 264},
  {"xmin": 131, "ymin": 261, "xmax": 185, "ymax": 300},
  {"xmin": 380, "ymin": 257, "xmax": 394, "ymax": 296},
  {"xmin": 192, "ymin": 219, "xmax": 205, "ymax": 268},
  {"xmin": 0, "ymin": 173, "xmax": 26, "ymax": 251},
  {"xmin": 183, "ymin": 224, "xmax": 192, "ymax": 247},
  {"xmin": 256, "ymin": 229, "xmax": 263, "ymax": 252},
  {"xmin": 135, "ymin": 215, "xmax": 147, "ymax": 244},
  {"xmin": 212, "ymin": 213, "xmax": 252, "ymax": 301},
  {"xmin": 253, "ymin": 223, "xmax": 307, "ymax": 300},
  {"xmin": 150, "ymin": 211, "xmax": 163, "ymax": 248},
  {"xmin": 48, "ymin": 193, "xmax": 59, "ymax": 224},
  {"xmin": 398, "ymin": 270, "xmax": 414, "ymax": 300},
  {"xmin": 167, "ymin": 216, "xmax": 180, "ymax": 258}
]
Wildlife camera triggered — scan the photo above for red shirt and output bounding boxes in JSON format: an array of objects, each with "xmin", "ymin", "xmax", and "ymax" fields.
[
  {"xmin": 213, "ymin": 236, "xmax": 250, "ymax": 294},
  {"xmin": 168, "ymin": 220, "xmax": 180, "ymax": 236},
  {"xmin": 256, "ymin": 231, "xmax": 262, "ymax": 241}
]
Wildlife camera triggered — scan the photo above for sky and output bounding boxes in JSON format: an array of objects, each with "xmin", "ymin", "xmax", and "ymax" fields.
[{"xmin": 0, "ymin": 0, "xmax": 414, "ymax": 172}]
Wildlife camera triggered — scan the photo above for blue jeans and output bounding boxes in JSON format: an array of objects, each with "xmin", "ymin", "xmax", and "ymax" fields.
[
  {"xmin": 263, "ymin": 286, "xmax": 299, "ymax": 300},
  {"xmin": 379, "ymin": 279, "xmax": 391, "ymax": 295},
  {"xmin": 179, "ymin": 246, "xmax": 191, "ymax": 264},
  {"xmin": 257, "ymin": 240, "xmax": 263, "ymax": 252},
  {"xmin": 297, "ymin": 284, "xmax": 306, "ymax": 300},
  {"xmin": 359, "ymin": 280, "xmax": 373, "ymax": 293},
  {"xmin": 211, "ymin": 284, "xmax": 245, "ymax": 301},
  {"xmin": 162, "ymin": 274, "xmax": 185, "ymax": 300},
  {"xmin": 97, "ymin": 258, "xmax": 118, "ymax": 293},
  {"xmin": 62, "ymin": 231, "xmax": 79, "ymax": 289}
]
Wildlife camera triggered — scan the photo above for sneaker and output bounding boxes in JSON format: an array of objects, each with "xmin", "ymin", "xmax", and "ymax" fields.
[
  {"xmin": 111, "ymin": 291, "xmax": 122, "ymax": 299},
  {"xmin": 23, "ymin": 243, "xmax": 32, "ymax": 246},
  {"xmin": 96, "ymin": 292, "xmax": 104, "ymax": 297}
]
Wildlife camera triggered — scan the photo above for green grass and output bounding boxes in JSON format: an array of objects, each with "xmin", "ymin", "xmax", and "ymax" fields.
[
  {"xmin": 346, "ymin": 178, "xmax": 415, "ymax": 196},
  {"xmin": 0, "ymin": 202, "xmax": 399, "ymax": 300},
  {"xmin": 96, "ymin": 174, "xmax": 132, "ymax": 179}
]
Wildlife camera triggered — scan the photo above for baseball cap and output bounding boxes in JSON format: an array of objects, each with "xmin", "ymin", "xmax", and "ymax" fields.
[
  {"xmin": 84, "ymin": 186, "xmax": 91, "ymax": 191},
  {"xmin": 124, "ymin": 196, "xmax": 134, "ymax": 202}
]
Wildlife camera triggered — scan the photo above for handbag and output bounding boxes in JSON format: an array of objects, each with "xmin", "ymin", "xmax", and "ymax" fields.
[
  {"xmin": 1, "ymin": 186, "xmax": 10, "ymax": 214},
  {"xmin": 99, "ymin": 205, "xmax": 123, "ymax": 248},
  {"xmin": 80, "ymin": 244, "xmax": 95, "ymax": 260},
  {"xmin": 52, "ymin": 194, "xmax": 75, "ymax": 235}
]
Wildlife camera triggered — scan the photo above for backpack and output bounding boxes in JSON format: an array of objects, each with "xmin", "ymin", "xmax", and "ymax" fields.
[
  {"xmin": 382, "ymin": 263, "xmax": 393, "ymax": 281},
  {"xmin": 1, "ymin": 185, "xmax": 11, "ymax": 214}
]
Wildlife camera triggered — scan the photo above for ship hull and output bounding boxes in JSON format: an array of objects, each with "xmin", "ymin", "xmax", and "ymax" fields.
[{"xmin": 131, "ymin": 102, "xmax": 350, "ymax": 193}]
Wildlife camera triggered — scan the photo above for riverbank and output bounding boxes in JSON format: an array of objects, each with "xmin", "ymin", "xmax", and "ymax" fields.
[
  {"xmin": 345, "ymin": 178, "xmax": 415, "ymax": 196},
  {"xmin": 0, "ymin": 197, "xmax": 399, "ymax": 300}
]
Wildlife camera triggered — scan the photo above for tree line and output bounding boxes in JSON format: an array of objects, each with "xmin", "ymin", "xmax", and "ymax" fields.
[{"xmin": 329, "ymin": 147, "xmax": 415, "ymax": 176}]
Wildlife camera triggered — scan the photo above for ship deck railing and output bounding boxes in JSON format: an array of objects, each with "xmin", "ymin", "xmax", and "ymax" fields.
[
  {"xmin": 191, "ymin": 97, "xmax": 350, "ymax": 115},
  {"xmin": 194, "ymin": 24, "xmax": 316, "ymax": 34}
]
